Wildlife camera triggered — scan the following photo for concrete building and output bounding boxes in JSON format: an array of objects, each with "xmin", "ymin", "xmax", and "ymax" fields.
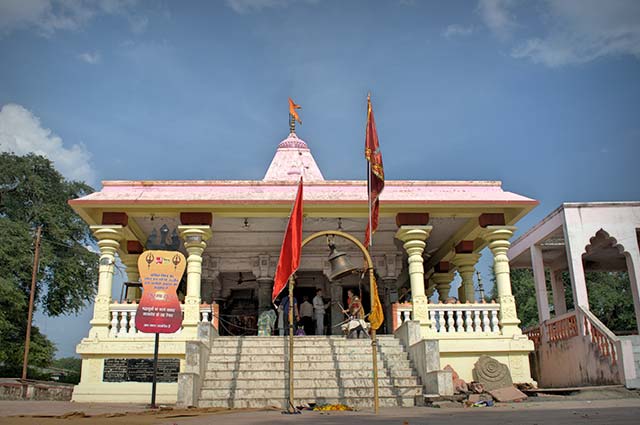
[
  {"xmin": 69, "ymin": 130, "xmax": 538, "ymax": 406},
  {"xmin": 509, "ymin": 202, "xmax": 640, "ymax": 389}
]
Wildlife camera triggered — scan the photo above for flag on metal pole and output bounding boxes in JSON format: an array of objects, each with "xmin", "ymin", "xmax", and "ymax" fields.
[
  {"xmin": 364, "ymin": 94, "xmax": 385, "ymax": 330},
  {"xmin": 272, "ymin": 177, "xmax": 304, "ymax": 302}
]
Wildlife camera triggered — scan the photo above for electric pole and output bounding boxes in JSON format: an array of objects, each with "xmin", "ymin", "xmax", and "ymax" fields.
[{"xmin": 22, "ymin": 225, "xmax": 42, "ymax": 381}]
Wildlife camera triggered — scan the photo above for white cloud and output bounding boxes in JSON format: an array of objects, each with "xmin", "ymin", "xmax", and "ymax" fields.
[
  {"xmin": 0, "ymin": 104, "xmax": 95, "ymax": 183},
  {"xmin": 512, "ymin": 0, "xmax": 640, "ymax": 67},
  {"xmin": 0, "ymin": 0, "xmax": 143, "ymax": 37},
  {"xmin": 442, "ymin": 24, "xmax": 474, "ymax": 39},
  {"xmin": 225, "ymin": 0, "xmax": 317, "ymax": 14},
  {"xmin": 477, "ymin": 0, "xmax": 517, "ymax": 40},
  {"xmin": 77, "ymin": 51, "xmax": 101, "ymax": 64}
]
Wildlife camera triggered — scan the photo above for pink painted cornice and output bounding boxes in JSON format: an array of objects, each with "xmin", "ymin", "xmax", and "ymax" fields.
[{"xmin": 69, "ymin": 179, "xmax": 538, "ymax": 206}]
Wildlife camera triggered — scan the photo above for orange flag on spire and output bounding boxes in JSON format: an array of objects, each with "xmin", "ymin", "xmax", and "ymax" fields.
[{"xmin": 289, "ymin": 98, "xmax": 302, "ymax": 124}]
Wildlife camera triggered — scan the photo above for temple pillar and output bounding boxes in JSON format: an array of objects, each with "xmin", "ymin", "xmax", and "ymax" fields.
[
  {"xmin": 330, "ymin": 284, "xmax": 344, "ymax": 335},
  {"xmin": 452, "ymin": 253, "xmax": 481, "ymax": 303},
  {"xmin": 431, "ymin": 272, "xmax": 455, "ymax": 303},
  {"xmin": 482, "ymin": 225, "xmax": 521, "ymax": 336},
  {"xmin": 531, "ymin": 245, "xmax": 551, "ymax": 322},
  {"xmin": 178, "ymin": 225, "xmax": 212, "ymax": 339},
  {"xmin": 121, "ymin": 252, "xmax": 141, "ymax": 301},
  {"xmin": 257, "ymin": 277, "xmax": 274, "ymax": 311},
  {"xmin": 89, "ymin": 225, "xmax": 124, "ymax": 339},
  {"xmin": 395, "ymin": 225, "xmax": 433, "ymax": 336},
  {"xmin": 549, "ymin": 270, "xmax": 567, "ymax": 316}
]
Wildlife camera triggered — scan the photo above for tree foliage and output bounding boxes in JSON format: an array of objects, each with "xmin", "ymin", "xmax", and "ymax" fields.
[{"xmin": 0, "ymin": 153, "xmax": 98, "ymax": 373}]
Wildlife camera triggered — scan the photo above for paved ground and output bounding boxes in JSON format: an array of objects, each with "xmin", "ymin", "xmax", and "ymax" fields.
[{"xmin": 2, "ymin": 398, "xmax": 640, "ymax": 425}]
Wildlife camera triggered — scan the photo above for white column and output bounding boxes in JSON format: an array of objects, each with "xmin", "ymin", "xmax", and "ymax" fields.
[
  {"xmin": 549, "ymin": 269, "xmax": 567, "ymax": 316},
  {"xmin": 482, "ymin": 225, "xmax": 521, "ymax": 336},
  {"xmin": 395, "ymin": 225, "xmax": 433, "ymax": 336},
  {"xmin": 452, "ymin": 253, "xmax": 481, "ymax": 303},
  {"xmin": 178, "ymin": 225, "xmax": 212, "ymax": 339},
  {"xmin": 121, "ymin": 253, "xmax": 141, "ymax": 301},
  {"xmin": 431, "ymin": 272, "xmax": 454, "ymax": 303},
  {"xmin": 89, "ymin": 225, "xmax": 124, "ymax": 339},
  {"xmin": 562, "ymin": 211, "xmax": 590, "ymax": 309},
  {"xmin": 624, "ymin": 244, "xmax": 640, "ymax": 336},
  {"xmin": 530, "ymin": 245, "xmax": 551, "ymax": 323}
]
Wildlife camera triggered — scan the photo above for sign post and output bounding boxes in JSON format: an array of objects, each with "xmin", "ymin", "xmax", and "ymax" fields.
[{"xmin": 135, "ymin": 250, "xmax": 186, "ymax": 408}]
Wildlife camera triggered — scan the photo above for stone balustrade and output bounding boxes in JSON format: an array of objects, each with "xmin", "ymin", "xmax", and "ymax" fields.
[
  {"xmin": 391, "ymin": 302, "xmax": 501, "ymax": 334},
  {"xmin": 545, "ymin": 311, "xmax": 578, "ymax": 342},
  {"xmin": 108, "ymin": 303, "xmax": 219, "ymax": 338}
]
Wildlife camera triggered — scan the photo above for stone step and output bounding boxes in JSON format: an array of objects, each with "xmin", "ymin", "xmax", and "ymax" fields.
[
  {"xmin": 197, "ymin": 396, "xmax": 416, "ymax": 409},
  {"xmin": 202, "ymin": 376, "xmax": 420, "ymax": 389},
  {"xmin": 209, "ymin": 346, "xmax": 405, "ymax": 355},
  {"xmin": 211, "ymin": 340, "xmax": 403, "ymax": 350},
  {"xmin": 211, "ymin": 337, "xmax": 400, "ymax": 347},
  {"xmin": 205, "ymin": 360, "xmax": 412, "ymax": 371},
  {"xmin": 204, "ymin": 368, "xmax": 417, "ymax": 380},
  {"xmin": 199, "ymin": 386, "xmax": 422, "ymax": 399},
  {"xmin": 207, "ymin": 353, "xmax": 408, "ymax": 363}
]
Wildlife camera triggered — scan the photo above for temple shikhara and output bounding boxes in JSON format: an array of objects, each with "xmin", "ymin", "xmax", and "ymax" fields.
[{"xmin": 68, "ymin": 115, "xmax": 541, "ymax": 407}]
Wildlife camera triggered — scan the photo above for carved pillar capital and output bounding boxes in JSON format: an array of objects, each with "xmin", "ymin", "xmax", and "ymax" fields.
[
  {"xmin": 89, "ymin": 225, "xmax": 124, "ymax": 338},
  {"xmin": 395, "ymin": 225, "xmax": 433, "ymax": 335},
  {"xmin": 481, "ymin": 225, "xmax": 521, "ymax": 335},
  {"xmin": 452, "ymin": 253, "xmax": 481, "ymax": 303},
  {"xmin": 178, "ymin": 225, "xmax": 213, "ymax": 339}
]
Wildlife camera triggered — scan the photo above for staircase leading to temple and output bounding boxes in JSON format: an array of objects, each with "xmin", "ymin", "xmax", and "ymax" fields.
[{"xmin": 198, "ymin": 335, "xmax": 423, "ymax": 408}]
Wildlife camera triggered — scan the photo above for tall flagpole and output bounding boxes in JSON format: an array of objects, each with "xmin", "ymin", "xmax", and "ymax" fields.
[{"xmin": 367, "ymin": 93, "xmax": 373, "ymax": 247}]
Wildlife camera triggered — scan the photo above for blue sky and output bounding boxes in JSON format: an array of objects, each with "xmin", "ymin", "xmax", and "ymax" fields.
[{"xmin": 1, "ymin": 0, "xmax": 639, "ymax": 357}]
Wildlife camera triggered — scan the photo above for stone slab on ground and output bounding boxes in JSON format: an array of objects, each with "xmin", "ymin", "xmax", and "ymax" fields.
[{"xmin": 488, "ymin": 386, "xmax": 528, "ymax": 402}]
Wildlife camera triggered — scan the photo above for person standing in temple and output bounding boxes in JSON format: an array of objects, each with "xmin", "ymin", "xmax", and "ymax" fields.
[
  {"xmin": 299, "ymin": 295, "xmax": 314, "ymax": 335},
  {"xmin": 313, "ymin": 288, "xmax": 329, "ymax": 335}
]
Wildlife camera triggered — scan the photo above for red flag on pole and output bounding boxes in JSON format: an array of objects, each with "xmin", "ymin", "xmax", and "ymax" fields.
[
  {"xmin": 364, "ymin": 95, "xmax": 385, "ymax": 248},
  {"xmin": 272, "ymin": 178, "xmax": 304, "ymax": 302}
]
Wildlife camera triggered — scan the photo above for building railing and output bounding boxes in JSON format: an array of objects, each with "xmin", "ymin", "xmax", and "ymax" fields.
[
  {"xmin": 523, "ymin": 325, "xmax": 541, "ymax": 348},
  {"xmin": 525, "ymin": 307, "xmax": 630, "ymax": 373},
  {"xmin": 546, "ymin": 311, "xmax": 579, "ymax": 342},
  {"xmin": 391, "ymin": 302, "xmax": 501, "ymax": 334},
  {"xmin": 580, "ymin": 307, "xmax": 619, "ymax": 366},
  {"xmin": 108, "ymin": 302, "xmax": 219, "ymax": 338}
]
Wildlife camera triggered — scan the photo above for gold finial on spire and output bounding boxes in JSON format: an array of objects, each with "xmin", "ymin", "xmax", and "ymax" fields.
[{"xmin": 288, "ymin": 97, "xmax": 302, "ymax": 133}]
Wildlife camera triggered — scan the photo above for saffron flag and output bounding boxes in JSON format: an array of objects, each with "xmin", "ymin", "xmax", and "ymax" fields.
[
  {"xmin": 364, "ymin": 95, "xmax": 385, "ymax": 248},
  {"xmin": 368, "ymin": 274, "xmax": 384, "ymax": 331},
  {"xmin": 272, "ymin": 178, "xmax": 304, "ymax": 302},
  {"xmin": 288, "ymin": 97, "xmax": 302, "ymax": 124}
]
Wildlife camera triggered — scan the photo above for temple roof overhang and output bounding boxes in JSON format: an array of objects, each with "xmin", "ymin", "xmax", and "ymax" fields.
[{"xmin": 70, "ymin": 179, "xmax": 536, "ymax": 209}]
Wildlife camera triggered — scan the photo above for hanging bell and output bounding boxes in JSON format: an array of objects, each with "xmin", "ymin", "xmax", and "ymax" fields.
[{"xmin": 328, "ymin": 243, "xmax": 358, "ymax": 281}]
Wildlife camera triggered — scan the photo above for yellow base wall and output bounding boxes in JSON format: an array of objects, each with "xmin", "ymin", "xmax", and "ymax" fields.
[
  {"xmin": 438, "ymin": 336, "xmax": 535, "ymax": 384},
  {"xmin": 72, "ymin": 338, "xmax": 188, "ymax": 403}
]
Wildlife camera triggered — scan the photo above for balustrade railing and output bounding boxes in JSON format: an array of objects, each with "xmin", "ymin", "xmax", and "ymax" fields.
[
  {"xmin": 523, "ymin": 325, "xmax": 541, "ymax": 348},
  {"xmin": 108, "ymin": 303, "xmax": 218, "ymax": 338},
  {"xmin": 545, "ymin": 311, "xmax": 578, "ymax": 342},
  {"xmin": 580, "ymin": 307, "xmax": 619, "ymax": 366},
  {"xmin": 391, "ymin": 302, "xmax": 501, "ymax": 334}
]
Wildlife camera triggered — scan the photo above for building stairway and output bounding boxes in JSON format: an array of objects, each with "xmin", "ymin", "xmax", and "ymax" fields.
[{"xmin": 197, "ymin": 335, "xmax": 423, "ymax": 408}]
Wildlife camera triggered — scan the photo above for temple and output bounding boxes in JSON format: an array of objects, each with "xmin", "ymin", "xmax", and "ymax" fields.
[{"xmin": 69, "ymin": 129, "xmax": 538, "ymax": 406}]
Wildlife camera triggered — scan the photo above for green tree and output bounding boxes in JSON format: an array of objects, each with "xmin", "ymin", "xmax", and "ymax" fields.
[{"xmin": 0, "ymin": 153, "xmax": 98, "ymax": 375}]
